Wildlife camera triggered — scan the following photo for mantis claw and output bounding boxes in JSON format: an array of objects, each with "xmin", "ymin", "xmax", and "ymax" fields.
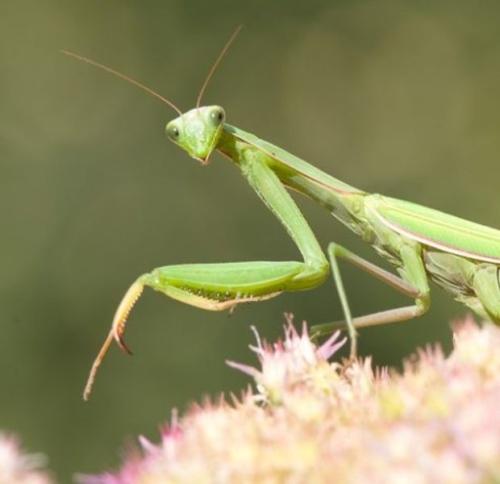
[
  {"xmin": 114, "ymin": 331, "xmax": 133, "ymax": 355},
  {"xmin": 83, "ymin": 279, "xmax": 144, "ymax": 400},
  {"xmin": 109, "ymin": 279, "xmax": 144, "ymax": 356}
]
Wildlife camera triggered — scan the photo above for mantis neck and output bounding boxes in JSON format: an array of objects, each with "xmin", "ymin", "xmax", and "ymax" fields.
[{"xmin": 217, "ymin": 125, "xmax": 367, "ymax": 235}]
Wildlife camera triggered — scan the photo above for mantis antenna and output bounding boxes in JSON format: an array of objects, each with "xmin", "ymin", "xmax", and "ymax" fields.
[
  {"xmin": 60, "ymin": 49, "xmax": 183, "ymax": 115},
  {"xmin": 196, "ymin": 25, "xmax": 243, "ymax": 108}
]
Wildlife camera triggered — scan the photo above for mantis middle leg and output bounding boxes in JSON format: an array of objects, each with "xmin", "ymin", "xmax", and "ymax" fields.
[{"xmin": 313, "ymin": 242, "xmax": 431, "ymax": 355}]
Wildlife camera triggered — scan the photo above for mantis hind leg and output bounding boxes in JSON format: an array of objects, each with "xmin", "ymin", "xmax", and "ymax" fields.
[
  {"xmin": 473, "ymin": 264, "xmax": 500, "ymax": 324},
  {"xmin": 313, "ymin": 242, "xmax": 431, "ymax": 356}
]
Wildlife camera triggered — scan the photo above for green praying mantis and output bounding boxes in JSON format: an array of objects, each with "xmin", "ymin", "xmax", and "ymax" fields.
[{"xmin": 63, "ymin": 28, "xmax": 500, "ymax": 401}]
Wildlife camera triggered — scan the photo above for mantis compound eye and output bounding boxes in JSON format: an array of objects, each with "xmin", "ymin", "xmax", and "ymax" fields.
[
  {"xmin": 166, "ymin": 123, "xmax": 180, "ymax": 141},
  {"xmin": 209, "ymin": 107, "xmax": 225, "ymax": 126}
]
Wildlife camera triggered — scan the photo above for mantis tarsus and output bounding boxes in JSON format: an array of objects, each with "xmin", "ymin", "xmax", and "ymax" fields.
[{"xmin": 63, "ymin": 29, "xmax": 500, "ymax": 401}]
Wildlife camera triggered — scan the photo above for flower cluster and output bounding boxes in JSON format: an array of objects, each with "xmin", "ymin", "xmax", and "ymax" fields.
[
  {"xmin": 81, "ymin": 317, "xmax": 500, "ymax": 484},
  {"xmin": 0, "ymin": 433, "xmax": 53, "ymax": 484}
]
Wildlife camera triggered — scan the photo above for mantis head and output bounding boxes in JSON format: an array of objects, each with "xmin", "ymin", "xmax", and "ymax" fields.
[
  {"xmin": 165, "ymin": 106, "xmax": 225, "ymax": 164},
  {"xmin": 62, "ymin": 26, "xmax": 240, "ymax": 168}
]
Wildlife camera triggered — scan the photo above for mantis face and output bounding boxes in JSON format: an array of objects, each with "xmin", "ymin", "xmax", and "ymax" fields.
[{"xmin": 165, "ymin": 105, "xmax": 225, "ymax": 164}]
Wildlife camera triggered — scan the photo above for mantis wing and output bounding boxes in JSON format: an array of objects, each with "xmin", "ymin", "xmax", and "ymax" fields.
[
  {"xmin": 371, "ymin": 196, "xmax": 500, "ymax": 264},
  {"xmin": 224, "ymin": 124, "xmax": 500, "ymax": 263}
]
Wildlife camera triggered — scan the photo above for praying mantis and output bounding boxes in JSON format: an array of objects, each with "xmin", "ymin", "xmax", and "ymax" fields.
[{"xmin": 63, "ymin": 28, "xmax": 500, "ymax": 401}]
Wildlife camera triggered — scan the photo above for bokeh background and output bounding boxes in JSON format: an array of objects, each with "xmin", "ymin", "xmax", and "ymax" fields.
[{"xmin": 2, "ymin": 1, "xmax": 500, "ymax": 481}]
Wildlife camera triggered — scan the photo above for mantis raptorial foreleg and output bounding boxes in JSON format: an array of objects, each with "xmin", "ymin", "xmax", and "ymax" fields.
[
  {"xmin": 83, "ymin": 156, "xmax": 330, "ymax": 400},
  {"xmin": 312, "ymin": 242, "xmax": 430, "ymax": 342},
  {"xmin": 83, "ymin": 261, "xmax": 312, "ymax": 400}
]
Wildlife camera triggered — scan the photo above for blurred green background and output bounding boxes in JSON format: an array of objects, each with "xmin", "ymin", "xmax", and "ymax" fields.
[{"xmin": 2, "ymin": 0, "xmax": 500, "ymax": 481}]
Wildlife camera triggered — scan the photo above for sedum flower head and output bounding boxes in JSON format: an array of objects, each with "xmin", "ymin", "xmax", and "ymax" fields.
[
  {"xmin": 0, "ymin": 433, "xmax": 53, "ymax": 484},
  {"xmin": 226, "ymin": 316, "xmax": 346, "ymax": 404},
  {"xmin": 81, "ymin": 316, "xmax": 500, "ymax": 484}
]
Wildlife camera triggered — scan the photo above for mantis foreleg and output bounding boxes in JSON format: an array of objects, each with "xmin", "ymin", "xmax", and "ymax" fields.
[{"xmin": 84, "ymin": 156, "xmax": 330, "ymax": 400}]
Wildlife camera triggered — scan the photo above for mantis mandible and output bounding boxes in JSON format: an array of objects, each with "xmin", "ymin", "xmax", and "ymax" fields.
[{"xmin": 63, "ymin": 28, "xmax": 500, "ymax": 401}]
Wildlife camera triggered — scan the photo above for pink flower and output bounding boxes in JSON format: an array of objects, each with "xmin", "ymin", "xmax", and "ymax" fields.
[
  {"xmin": 0, "ymin": 433, "xmax": 53, "ymax": 484},
  {"xmin": 226, "ymin": 315, "xmax": 346, "ymax": 403},
  {"xmin": 81, "ymin": 317, "xmax": 500, "ymax": 484}
]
